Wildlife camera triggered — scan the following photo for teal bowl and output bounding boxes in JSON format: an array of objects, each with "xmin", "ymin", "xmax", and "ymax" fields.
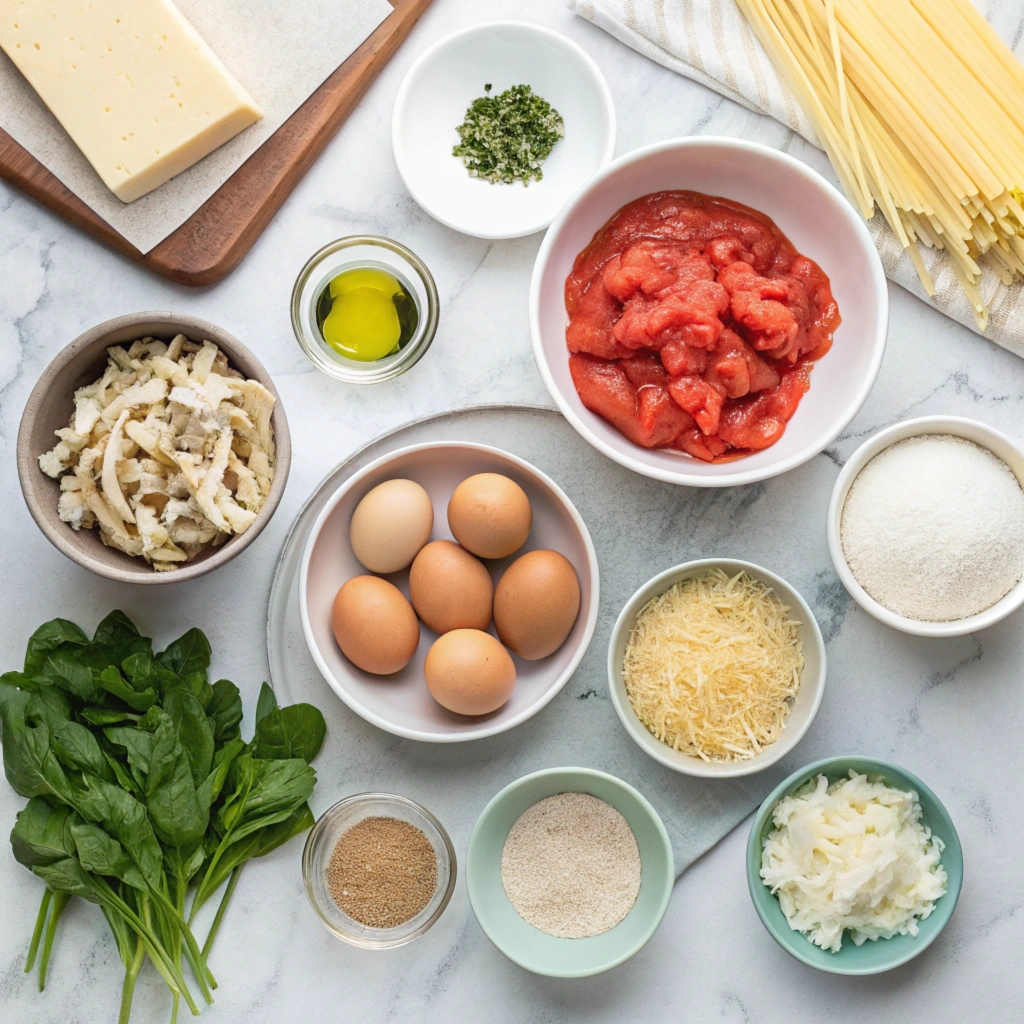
[
  {"xmin": 467, "ymin": 767, "xmax": 674, "ymax": 976},
  {"xmin": 747, "ymin": 756, "xmax": 963, "ymax": 975}
]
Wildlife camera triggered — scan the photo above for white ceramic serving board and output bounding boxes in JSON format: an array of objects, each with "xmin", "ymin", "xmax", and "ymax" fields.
[{"xmin": 268, "ymin": 404, "xmax": 812, "ymax": 875}]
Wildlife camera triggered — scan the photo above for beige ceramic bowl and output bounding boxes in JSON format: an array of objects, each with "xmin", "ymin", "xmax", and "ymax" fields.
[{"xmin": 17, "ymin": 311, "xmax": 291, "ymax": 584}]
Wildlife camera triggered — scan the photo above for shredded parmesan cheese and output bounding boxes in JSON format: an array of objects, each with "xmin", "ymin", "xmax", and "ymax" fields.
[{"xmin": 622, "ymin": 569, "xmax": 804, "ymax": 762}]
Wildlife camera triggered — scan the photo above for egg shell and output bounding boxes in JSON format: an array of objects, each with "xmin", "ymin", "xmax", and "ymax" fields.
[
  {"xmin": 424, "ymin": 629, "xmax": 516, "ymax": 716},
  {"xmin": 332, "ymin": 575, "xmax": 420, "ymax": 675},
  {"xmin": 493, "ymin": 549, "xmax": 581, "ymax": 660},
  {"xmin": 447, "ymin": 473, "xmax": 532, "ymax": 559},
  {"xmin": 349, "ymin": 478, "xmax": 433, "ymax": 574},
  {"xmin": 409, "ymin": 540, "xmax": 493, "ymax": 634}
]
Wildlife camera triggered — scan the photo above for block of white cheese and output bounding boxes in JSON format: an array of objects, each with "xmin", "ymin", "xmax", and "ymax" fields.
[{"xmin": 0, "ymin": 0, "xmax": 263, "ymax": 203}]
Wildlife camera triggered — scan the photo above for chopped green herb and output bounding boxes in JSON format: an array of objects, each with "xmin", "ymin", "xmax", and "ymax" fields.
[{"xmin": 452, "ymin": 83, "xmax": 564, "ymax": 186}]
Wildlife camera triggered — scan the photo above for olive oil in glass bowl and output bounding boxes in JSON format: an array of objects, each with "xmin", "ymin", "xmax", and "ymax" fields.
[{"xmin": 292, "ymin": 236, "xmax": 439, "ymax": 383}]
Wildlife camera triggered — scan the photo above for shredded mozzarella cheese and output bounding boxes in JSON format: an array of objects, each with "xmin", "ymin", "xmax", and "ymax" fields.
[
  {"xmin": 760, "ymin": 772, "xmax": 947, "ymax": 952},
  {"xmin": 622, "ymin": 569, "xmax": 804, "ymax": 763}
]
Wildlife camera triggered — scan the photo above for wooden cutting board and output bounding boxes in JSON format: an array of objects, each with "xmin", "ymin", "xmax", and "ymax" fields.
[{"xmin": 0, "ymin": 0, "xmax": 433, "ymax": 287}]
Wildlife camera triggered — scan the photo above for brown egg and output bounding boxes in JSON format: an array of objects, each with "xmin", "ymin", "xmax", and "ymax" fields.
[
  {"xmin": 493, "ymin": 550, "xmax": 581, "ymax": 660},
  {"xmin": 331, "ymin": 576, "xmax": 419, "ymax": 675},
  {"xmin": 447, "ymin": 473, "xmax": 532, "ymax": 559},
  {"xmin": 409, "ymin": 540, "xmax": 493, "ymax": 634},
  {"xmin": 424, "ymin": 629, "xmax": 516, "ymax": 716},
  {"xmin": 349, "ymin": 478, "xmax": 434, "ymax": 574}
]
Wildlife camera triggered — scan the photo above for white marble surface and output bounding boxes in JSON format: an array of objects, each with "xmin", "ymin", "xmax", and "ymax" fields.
[{"xmin": 0, "ymin": 1, "xmax": 1021, "ymax": 1021}]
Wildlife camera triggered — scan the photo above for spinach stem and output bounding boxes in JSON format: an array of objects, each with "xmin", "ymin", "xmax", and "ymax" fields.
[
  {"xmin": 201, "ymin": 865, "xmax": 243, "ymax": 962},
  {"xmin": 24, "ymin": 887, "xmax": 52, "ymax": 974},
  {"xmin": 38, "ymin": 891, "xmax": 70, "ymax": 991},
  {"xmin": 117, "ymin": 934, "xmax": 146, "ymax": 1024}
]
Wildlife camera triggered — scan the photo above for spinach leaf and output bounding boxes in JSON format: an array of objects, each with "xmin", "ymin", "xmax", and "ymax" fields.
[
  {"xmin": 0, "ymin": 696, "xmax": 76, "ymax": 804},
  {"xmin": 96, "ymin": 666, "xmax": 159, "ymax": 713},
  {"xmin": 81, "ymin": 707, "xmax": 140, "ymax": 727},
  {"xmin": 10, "ymin": 797, "xmax": 77, "ymax": 867},
  {"xmin": 104, "ymin": 726, "xmax": 155, "ymax": 777},
  {"xmin": 157, "ymin": 629, "xmax": 211, "ymax": 686},
  {"xmin": 40, "ymin": 652, "xmax": 98, "ymax": 702},
  {"xmin": 197, "ymin": 739, "xmax": 245, "ymax": 810},
  {"xmin": 33, "ymin": 857, "xmax": 102, "ymax": 904},
  {"xmin": 75, "ymin": 777, "xmax": 163, "ymax": 890},
  {"xmin": 206, "ymin": 680, "xmax": 243, "ymax": 745},
  {"xmin": 254, "ymin": 682, "xmax": 278, "ymax": 725},
  {"xmin": 217, "ymin": 755, "xmax": 316, "ymax": 844},
  {"xmin": 51, "ymin": 720, "xmax": 110, "ymax": 779},
  {"xmin": 92, "ymin": 612, "xmax": 152, "ymax": 666},
  {"xmin": 162, "ymin": 689, "xmax": 214, "ymax": 786},
  {"xmin": 24, "ymin": 620, "xmax": 88, "ymax": 678},
  {"xmin": 251, "ymin": 702, "xmax": 326, "ymax": 764},
  {"xmin": 71, "ymin": 824, "xmax": 148, "ymax": 891},
  {"xmin": 27, "ymin": 687, "xmax": 72, "ymax": 731},
  {"xmin": 145, "ymin": 713, "xmax": 208, "ymax": 848}
]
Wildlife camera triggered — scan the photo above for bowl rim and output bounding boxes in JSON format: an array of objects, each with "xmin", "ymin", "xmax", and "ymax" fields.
[
  {"xmin": 16, "ymin": 310, "xmax": 291, "ymax": 585},
  {"xmin": 298, "ymin": 439, "xmax": 601, "ymax": 742},
  {"xmin": 465, "ymin": 765, "xmax": 675, "ymax": 977},
  {"xmin": 826, "ymin": 415, "xmax": 1024, "ymax": 637},
  {"xmin": 302, "ymin": 791, "xmax": 457, "ymax": 949},
  {"xmin": 529, "ymin": 135, "xmax": 889, "ymax": 487},
  {"xmin": 745, "ymin": 754, "xmax": 964, "ymax": 975},
  {"xmin": 391, "ymin": 20, "xmax": 617, "ymax": 240},
  {"xmin": 607, "ymin": 558, "xmax": 827, "ymax": 778}
]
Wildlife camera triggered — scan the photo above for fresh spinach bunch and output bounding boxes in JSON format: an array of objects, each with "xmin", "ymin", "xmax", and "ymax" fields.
[{"xmin": 0, "ymin": 612, "xmax": 326, "ymax": 1024}]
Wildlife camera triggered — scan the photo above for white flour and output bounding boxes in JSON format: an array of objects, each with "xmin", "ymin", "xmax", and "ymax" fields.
[
  {"xmin": 840, "ymin": 434, "xmax": 1024, "ymax": 621},
  {"xmin": 500, "ymin": 792, "xmax": 641, "ymax": 939}
]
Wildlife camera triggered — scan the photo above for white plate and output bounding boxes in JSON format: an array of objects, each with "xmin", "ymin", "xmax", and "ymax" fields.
[
  {"xmin": 530, "ymin": 137, "xmax": 889, "ymax": 486},
  {"xmin": 392, "ymin": 21, "xmax": 615, "ymax": 239},
  {"xmin": 298, "ymin": 441, "xmax": 599, "ymax": 742},
  {"xmin": 608, "ymin": 559, "xmax": 826, "ymax": 778}
]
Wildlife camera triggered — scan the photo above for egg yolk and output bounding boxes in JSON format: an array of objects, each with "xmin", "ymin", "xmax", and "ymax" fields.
[{"xmin": 321, "ymin": 268, "xmax": 402, "ymax": 361}]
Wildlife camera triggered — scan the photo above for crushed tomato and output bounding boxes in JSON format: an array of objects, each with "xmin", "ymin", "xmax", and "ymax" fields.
[{"xmin": 565, "ymin": 191, "xmax": 840, "ymax": 462}]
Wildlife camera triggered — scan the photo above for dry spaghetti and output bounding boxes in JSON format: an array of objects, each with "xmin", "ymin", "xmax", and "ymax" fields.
[
  {"xmin": 622, "ymin": 569, "xmax": 804, "ymax": 762},
  {"xmin": 735, "ymin": 0, "xmax": 1024, "ymax": 330}
]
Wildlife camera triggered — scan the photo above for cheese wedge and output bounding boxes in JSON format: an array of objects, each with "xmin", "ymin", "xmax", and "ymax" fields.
[{"xmin": 0, "ymin": 0, "xmax": 262, "ymax": 203}]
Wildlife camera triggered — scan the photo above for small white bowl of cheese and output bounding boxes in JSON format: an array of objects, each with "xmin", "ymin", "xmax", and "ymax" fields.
[{"xmin": 607, "ymin": 558, "xmax": 826, "ymax": 779}]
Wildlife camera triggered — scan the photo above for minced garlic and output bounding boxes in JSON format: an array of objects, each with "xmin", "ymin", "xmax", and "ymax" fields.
[{"xmin": 622, "ymin": 569, "xmax": 804, "ymax": 762}]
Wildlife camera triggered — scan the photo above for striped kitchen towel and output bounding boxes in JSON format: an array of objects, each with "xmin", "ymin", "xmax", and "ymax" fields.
[{"xmin": 573, "ymin": 0, "xmax": 1024, "ymax": 357}]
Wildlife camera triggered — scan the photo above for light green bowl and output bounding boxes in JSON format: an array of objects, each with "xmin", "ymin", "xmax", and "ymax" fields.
[
  {"xmin": 747, "ymin": 755, "xmax": 963, "ymax": 975},
  {"xmin": 467, "ymin": 767, "xmax": 674, "ymax": 977}
]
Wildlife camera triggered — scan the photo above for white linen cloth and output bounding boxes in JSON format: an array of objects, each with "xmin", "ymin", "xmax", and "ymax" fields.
[{"xmin": 573, "ymin": 0, "xmax": 1024, "ymax": 357}]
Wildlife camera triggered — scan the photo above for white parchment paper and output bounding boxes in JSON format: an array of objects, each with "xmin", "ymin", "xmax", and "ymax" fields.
[{"xmin": 0, "ymin": 0, "xmax": 393, "ymax": 252}]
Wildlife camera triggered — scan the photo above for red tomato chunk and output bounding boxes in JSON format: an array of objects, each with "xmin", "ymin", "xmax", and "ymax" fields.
[{"xmin": 564, "ymin": 191, "xmax": 840, "ymax": 462}]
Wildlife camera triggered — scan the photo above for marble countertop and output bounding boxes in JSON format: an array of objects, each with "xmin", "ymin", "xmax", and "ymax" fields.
[{"xmin": 1, "ymin": 1, "xmax": 1021, "ymax": 1021}]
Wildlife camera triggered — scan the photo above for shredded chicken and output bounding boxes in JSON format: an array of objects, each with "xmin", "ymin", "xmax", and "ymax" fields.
[{"xmin": 39, "ymin": 335, "xmax": 276, "ymax": 570}]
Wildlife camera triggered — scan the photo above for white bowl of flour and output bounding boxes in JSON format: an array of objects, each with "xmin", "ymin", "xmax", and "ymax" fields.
[{"xmin": 828, "ymin": 416, "xmax": 1024, "ymax": 637}]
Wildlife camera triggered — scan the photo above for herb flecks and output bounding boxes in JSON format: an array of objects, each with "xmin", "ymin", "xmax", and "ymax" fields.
[{"xmin": 452, "ymin": 83, "xmax": 564, "ymax": 186}]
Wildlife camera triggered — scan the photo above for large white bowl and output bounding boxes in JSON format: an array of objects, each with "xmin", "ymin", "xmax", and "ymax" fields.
[
  {"xmin": 608, "ymin": 559, "xmax": 826, "ymax": 778},
  {"xmin": 827, "ymin": 416, "xmax": 1024, "ymax": 637},
  {"xmin": 530, "ymin": 137, "xmax": 888, "ymax": 486},
  {"xmin": 299, "ymin": 442, "xmax": 599, "ymax": 742},
  {"xmin": 392, "ymin": 22, "xmax": 615, "ymax": 239}
]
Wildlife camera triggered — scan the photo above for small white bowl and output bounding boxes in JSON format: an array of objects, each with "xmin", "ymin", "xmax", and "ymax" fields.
[
  {"xmin": 827, "ymin": 416, "xmax": 1024, "ymax": 637},
  {"xmin": 299, "ymin": 441, "xmax": 599, "ymax": 742},
  {"xmin": 608, "ymin": 559, "xmax": 826, "ymax": 778},
  {"xmin": 530, "ymin": 137, "xmax": 888, "ymax": 486},
  {"xmin": 392, "ymin": 22, "xmax": 615, "ymax": 239}
]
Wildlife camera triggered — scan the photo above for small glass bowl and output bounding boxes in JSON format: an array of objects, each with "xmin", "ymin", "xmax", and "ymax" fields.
[
  {"xmin": 302, "ymin": 793, "xmax": 456, "ymax": 948},
  {"xmin": 291, "ymin": 236, "xmax": 439, "ymax": 384}
]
